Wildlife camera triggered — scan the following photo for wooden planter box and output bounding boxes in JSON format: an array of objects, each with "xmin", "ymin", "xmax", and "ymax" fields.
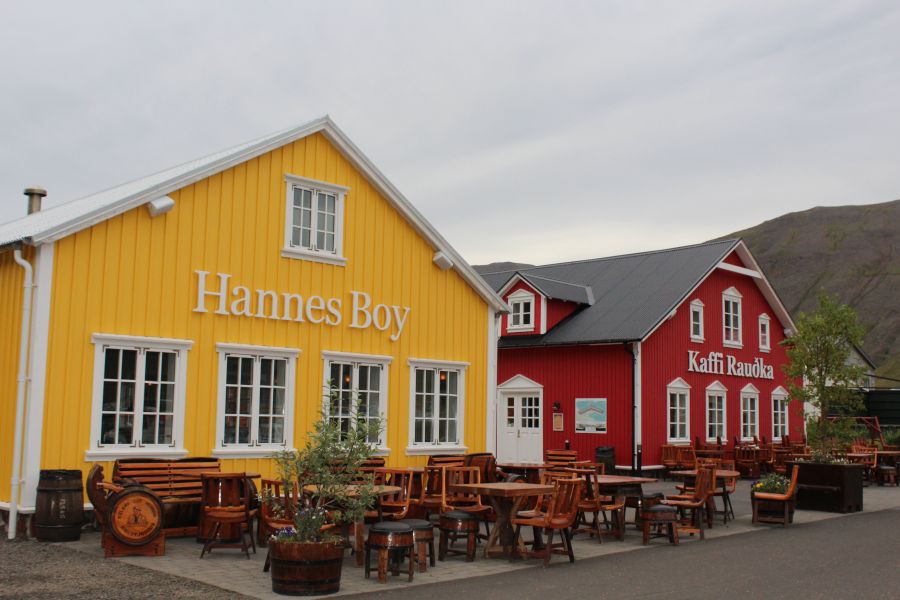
[
  {"xmin": 787, "ymin": 461, "xmax": 864, "ymax": 513},
  {"xmin": 751, "ymin": 493, "xmax": 795, "ymax": 524}
]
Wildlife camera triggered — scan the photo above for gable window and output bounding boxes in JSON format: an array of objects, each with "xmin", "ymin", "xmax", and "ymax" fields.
[
  {"xmin": 507, "ymin": 290, "xmax": 535, "ymax": 332},
  {"xmin": 722, "ymin": 287, "xmax": 743, "ymax": 348},
  {"xmin": 407, "ymin": 359, "xmax": 468, "ymax": 454},
  {"xmin": 322, "ymin": 351, "xmax": 391, "ymax": 452},
  {"xmin": 282, "ymin": 174, "xmax": 349, "ymax": 266},
  {"xmin": 87, "ymin": 334, "xmax": 192, "ymax": 460},
  {"xmin": 667, "ymin": 378, "xmax": 691, "ymax": 442},
  {"xmin": 690, "ymin": 299, "xmax": 704, "ymax": 342},
  {"xmin": 214, "ymin": 343, "xmax": 298, "ymax": 457},
  {"xmin": 740, "ymin": 384, "xmax": 759, "ymax": 441},
  {"xmin": 772, "ymin": 388, "xmax": 789, "ymax": 441},
  {"xmin": 706, "ymin": 382, "xmax": 727, "ymax": 441},
  {"xmin": 759, "ymin": 314, "xmax": 771, "ymax": 352}
]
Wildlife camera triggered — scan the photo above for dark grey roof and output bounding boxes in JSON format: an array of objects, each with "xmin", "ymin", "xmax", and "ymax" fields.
[
  {"xmin": 480, "ymin": 239, "xmax": 740, "ymax": 347},
  {"xmin": 503, "ymin": 273, "xmax": 595, "ymax": 305}
]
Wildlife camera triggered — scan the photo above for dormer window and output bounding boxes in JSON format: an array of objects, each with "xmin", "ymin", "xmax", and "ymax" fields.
[
  {"xmin": 690, "ymin": 299, "xmax": 704, "ymax": 342},
  {"xmin": 722, "ymin": 287, "xmax": 743, "ymax": 348},
  {"xmin": 282, "ymin": 174, "xmax": 349, "ymax": 266},
  {"xmin": 507, "ymin": 290, "xmax": 535, "ymax": 332},
  {"xmin": 759, "ymin": 314, "xmax": 771, "ymax": 352}
]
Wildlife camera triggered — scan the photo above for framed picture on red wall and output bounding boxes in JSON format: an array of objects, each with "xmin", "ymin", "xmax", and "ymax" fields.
[{"xmin": 575, "ymin": 398, "xmax": 607, "ymax": 433}]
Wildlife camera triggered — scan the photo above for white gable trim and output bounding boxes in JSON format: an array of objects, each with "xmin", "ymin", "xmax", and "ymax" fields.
[
  {"xmin": 771, "ymin": 386, "xmax": 789, "ymax": 397},
  {"xmin": 717, "ymin": 261, "xmax": 760, "ymax": 278},
  {"xmin": 706, "ymin": 380, "xmax": 727, "ymax": 392},
  {"xmin": 9, "ymin": 116, "xmax": 506, "ymax": 312},
  {"xmin": 741, "ymin": 383, "xmax": 760, "ymax": 394},
  {"xmin": 497, "ymin": 273, "xmax": 544, "ymax": 299},
  {"xmin": 667, "ymin": 377, "xmax": 691, "ymax": 389},
  {"xmin": 497, "ymin": 374, "xmax": 544, "ymax": 391}
]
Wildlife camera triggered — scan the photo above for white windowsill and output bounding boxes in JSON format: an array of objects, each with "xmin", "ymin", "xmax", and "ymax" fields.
[
  {"xmin": 759, "ymin": 347, "xmax": 770, "ymax": 353},
  {"xmin": 371, "ymin": 447, "xmax": 391, "ymax": 457},
  {"xmin": 667, "ymin": 438, "xmax": 690, "ymax": 444},
  {"xmin": 281, "ymin": 247, "xmax": 348, "ymax": 266},
  {"xmin": 690, "ymin": 336, "xmax": 705, "ymax": 343},
  {"xmin": 84, "ymin": 447, "xmax": 189, "ymax": 461},
  {"xmin": 213, "ymin": 446, "xmax": 297, "ymax": 459},
  {"xmin": 722, "ymin": 340, "xmax": 743, "ymax": 349},
  {"xmin": 405, "ymin": 445, "xmax": 468, "ymax": 456},
  {"xmin": 507, "ymin": 325, "xmax": 535, "ymax": 333}
]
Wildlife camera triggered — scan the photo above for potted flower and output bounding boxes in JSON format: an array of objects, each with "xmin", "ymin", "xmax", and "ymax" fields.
[
  {"xmin": 267, "ymin": 391, "xmax": 380, "ymax": 596},
  {"xmin": 782, "ymin": 293, "xmax": 866, "ymax": 513}
]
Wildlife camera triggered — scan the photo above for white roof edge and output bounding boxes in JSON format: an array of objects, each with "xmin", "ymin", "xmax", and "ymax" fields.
[{"xmin": 3, "ymin": 115, "xmax": 506, "ymax": 311}]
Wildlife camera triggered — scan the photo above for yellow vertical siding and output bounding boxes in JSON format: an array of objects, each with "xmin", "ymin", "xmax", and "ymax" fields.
[
  {"xmin": 0, "ymin": 248, "xmax": 31, "ymax": 504},
  {"xmin": 38, "ymin": 132, "xmax": 489, "ymax": 480}
]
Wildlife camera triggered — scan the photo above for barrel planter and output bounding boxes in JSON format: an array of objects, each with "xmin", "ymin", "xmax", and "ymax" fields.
[
  {"xmin": 787, "ymin": 461, "xmax": 864, "ymax": 513},
  {"xmin": 270, "ymin": 540, "xmax": 345, "ymax": 596},
  {"xmin": 33, "ymin": 470, "xmax": 84, "ymax": 542}
]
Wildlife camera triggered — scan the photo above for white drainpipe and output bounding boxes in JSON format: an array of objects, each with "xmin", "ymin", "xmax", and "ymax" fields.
[{"xmin": 9, "ymin": 246, "xmax": 34, "ymax": 539}]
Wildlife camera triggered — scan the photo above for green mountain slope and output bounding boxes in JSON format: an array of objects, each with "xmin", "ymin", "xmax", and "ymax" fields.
[{"xmin": 718, "ymin": 199, "xmax": 900, "ymax": 384}]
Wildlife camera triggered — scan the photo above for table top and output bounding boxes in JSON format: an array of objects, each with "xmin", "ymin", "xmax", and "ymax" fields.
[
  {"xmin": 497, "ymin": 462, "xmax": 551, "ymax": 469},
  {"xmin": 670, "ymin": 469, "xmax": 740, "ymax": 478},
  {"xmin": 302, "ymin": 484, "xmax": 401, "ymax": 497},
  {"xmin": 373, "ymin": 466, "xmax": 426, "ymax": 473},
  {"xmin": 450, "ymin": 482, "xmax": 554, "ymax": 497},
  {"xmin": 596, "ymin": 475, "xmax": 657, "ymax": 485}
]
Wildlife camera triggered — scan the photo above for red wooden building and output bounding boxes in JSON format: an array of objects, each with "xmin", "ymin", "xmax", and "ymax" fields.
[{"xmin": 478, "ymin": 239, "xmax": 804, "ymax": 471}]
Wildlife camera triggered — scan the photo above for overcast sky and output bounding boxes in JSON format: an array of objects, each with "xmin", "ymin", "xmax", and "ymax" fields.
[{"xmin": 2, "ymin": 1, "xmax": 899, "ymax": 265}]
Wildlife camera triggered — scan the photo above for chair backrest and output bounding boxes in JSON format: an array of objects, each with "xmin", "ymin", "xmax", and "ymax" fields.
[
  {"xmin": 360, "ymin": 457, "xmax": 387, "ymax": 483},
  {"xmin": 201, "ymin": 472, "xmax": 251, "ymax": 511},
  {"xmin": 564, "ymin": 467, "xmax": 599, "ymax": 502},
  {"xmin": 260, "ymin": 478, "xmax": 298, "ymax": 528},
  {"xmin": 543, "ymin": 478, "xmax": 583, "ymax": 528},
  {"xmin": 378, "ymin": 469, "xmax": 413, "ymax": 518},
  {"xmin": 427, "ymin": 455, "xmax": 466, "ymax": 468},
  {"xmin": 691, "ymin": 466, "xmax": 713, "ymax": 503},
  {"xmin": 545, "ymin": 449, "xmax": 579, "ymax": 466},
  {"xmin": 441, "ymin": 466, "xmax": 482, "ymax": 511},
  {"xmin": 464, "ymin": 453, "xmax": 499, "ymax": 483}
]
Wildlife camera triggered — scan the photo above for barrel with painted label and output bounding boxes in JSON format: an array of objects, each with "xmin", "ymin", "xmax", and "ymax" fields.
[{"xmin": 33, "ymin": 470, "xmax": 85, "ymax": 541}]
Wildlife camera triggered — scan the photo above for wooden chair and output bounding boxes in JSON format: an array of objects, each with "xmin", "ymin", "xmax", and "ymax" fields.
[
  {"xmin": 711, "ymin": 460, "xmax": 737, "ymax": 523},
  {"xmin": 567, "ymin": 466, "xmax": 623, "ymax": 543},
  {"xmin": 374, "ymin": 469, "xmax": 414, "ymax": 521},
  {"xmin": 512, "ymin": 478, "xmax": 583, "ymax": 566},
  {"xmin": 675, "ymin": 446, "xmax": 697, "ymax": 469},
  {"xmin": 663, "ymin": 467, "xmax": 712, "ymax": 540},
  {"xmin": 661, "ymin": 445, "xmax": 680, "ymax": 475},
  {"xmin": 199, "ymin": 473, "xmax": 257, "ymax": 559},
  {"xmin": 545, "ymin": 449, "xmax": 579, "ymax": 466},
  {"xmin": 427, "ymin": 455, "xmax": 466, "ymax": 468},
  {"xmin": 258, "ymin": 478, "xmax": 298, "ymax": 546},
  {"xmin": 359, "ymin": 457, "xmax": 387, "ymax": 484},
  {"xmin": 752, "ymin": 465, "xmax": 800, "ymax": 527},
  {"xmin": 735, "ymin": 446, "xmax": 760, "ymax": 478},
  {"xmin": 437, "ymin": 467, "xmax": 490, "ymax": 558}
]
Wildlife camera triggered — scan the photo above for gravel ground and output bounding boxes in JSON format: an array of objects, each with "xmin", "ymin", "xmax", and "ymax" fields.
[{"xmin": 1, "ymin": 538, "xmax": 252, "ymax": 600}]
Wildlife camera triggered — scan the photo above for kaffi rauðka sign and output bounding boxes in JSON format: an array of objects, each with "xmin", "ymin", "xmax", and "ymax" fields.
[
  {"xmin": 193, "ymin": 270, "xmax": 411, "ymax": 341},
  {"xmin": 687, "ymin": 350, "xmax": 774, "ymax": 380}
]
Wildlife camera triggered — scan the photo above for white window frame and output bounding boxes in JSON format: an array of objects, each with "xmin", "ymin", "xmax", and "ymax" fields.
[
  {"xmin": 705, "ymin": 381, "xmax": 727, "ymax": 442},
  {"xmin": 722, "ymin": 287, "xmax": 743, "ymax": 348},
  {"xmin": 281, "ymin": 174, "xmax": 349, "ymax": 266},
  {"xmin": 759, "ymin": 313, "xmax": 771, "ymax": 352},
  {"xmin": 740, "ymin": 383, "xmax": 760, "ymax": 441},
  {"xmin": 666, "ymin": 378, "xmax": 691, "ymax": 443},
  {"xmin": 772, "ymin": 386, "xmax": 789, "ymax": 442},
  {"xmin": 86, "ymin": 333, "xmax": 193, "ymax": 460},
  {"xmin": 507, "ymin": 289, "xmax": 536, "ymax": 332},
  {"xmin": 322, "ymin": 350, "xmax": 392, "ymax": 456},
  {"xmin": 406, "ymin": 358, "xmax": 469, "ymax": 455},
  {"xmin": 690, "ymin": 299, "xmax": 704, "ymax": 342},
  {"xmin": 214, "ymin": 343, "xmax": 299, "ymax": 458}
]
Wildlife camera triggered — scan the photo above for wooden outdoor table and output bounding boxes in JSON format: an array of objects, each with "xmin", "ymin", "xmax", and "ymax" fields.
[
  {"xmin": 497, "ymin": 462, "xmax": 552, "ymax": 484},
  {"xmin": 450, "ymin": 482, "xmax": 553, "ymax": 559}
]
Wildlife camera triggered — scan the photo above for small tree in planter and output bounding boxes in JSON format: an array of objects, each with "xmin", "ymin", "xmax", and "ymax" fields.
[
  {"xmin": 781, "ymin": 292, "xmax": 867, "ymax": 512},
  {"xmin": 267, "ymin": 387, "xmax": 380, "ymax": 596}
]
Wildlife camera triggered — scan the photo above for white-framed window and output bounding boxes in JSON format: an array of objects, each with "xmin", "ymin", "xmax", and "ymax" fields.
[
  {"xmin": 407, "ymin": 358, "xmax": 469, "ymax": 455},
  {"xmin": 759, "ymin": 314, "xmax": 771, "ymax": 352},
  {"xmin": 705, "ymin": 381, "xmax": 727, "ymax": 441},
  {"xmin": 772, "ymin": 387, "xmax": 789, "ymax": 441},
  {"xmin": 740, "ymin": 383, "xmax": 759, "ymax": 441},
  {"xmin": 666, "ymin": 378, "xmax": 691, "ymax": 442},
  {"xmin": 214, "ymin": 343, "xmax": 299, "ymax": 457},
  {"xmin": 507, "ymin": 289, "xmax": 535, "ymax": 332},
  {"xmin": 722, "ymin": 287, "xmax": 743, "ymax": 348},
  {"xmin": 282, "ymin": 174, "xmax": 349, "ymax": 266},
  {"xmin": 87, "ymin": 334, "xmax": 192, "ymax": 460},
  {"xmin": 690, "ymin": 299, "xmax": 704, "ymax": 342},
  {"xmin": 322, "ymin": 351, "xmax": 391, "ymax": 453}
]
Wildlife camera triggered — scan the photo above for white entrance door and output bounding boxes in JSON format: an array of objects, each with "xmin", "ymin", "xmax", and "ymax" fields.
[{"xmin": 497, "ymin": 393, "xmax": 543, "ymax": 463}]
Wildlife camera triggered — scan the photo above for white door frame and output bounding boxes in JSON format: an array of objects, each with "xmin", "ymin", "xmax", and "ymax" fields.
[{"xmin": 496, "ymin": 374, "xmax": 544, "ymax": 462}]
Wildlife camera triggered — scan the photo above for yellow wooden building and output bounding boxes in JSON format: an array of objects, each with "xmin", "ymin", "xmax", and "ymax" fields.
[{"xmin": 0, "ymin": 116, "xmax": 506, "ymax": 531}]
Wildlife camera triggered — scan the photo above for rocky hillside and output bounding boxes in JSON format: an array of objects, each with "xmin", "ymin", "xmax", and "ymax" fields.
[{"xmin": 718, "ymin": 199, "xmax": 900, "ymax": 385}]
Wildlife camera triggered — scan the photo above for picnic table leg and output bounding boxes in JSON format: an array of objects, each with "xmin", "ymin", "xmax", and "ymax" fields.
[
  {"xmin": 483, "ymin": 497, "xmax": 525, "ymax": 558},
  {"xmin": 354, "ymin": 521, "xmax": 365, "ymax": 567}
]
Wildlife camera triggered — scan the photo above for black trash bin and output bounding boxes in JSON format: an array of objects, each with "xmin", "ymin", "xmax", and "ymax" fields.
[{"xmin": 594, "ymin": 446, "xmax": 616, "ymax": 475}]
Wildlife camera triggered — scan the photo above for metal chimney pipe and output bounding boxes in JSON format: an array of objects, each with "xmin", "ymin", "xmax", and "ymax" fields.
[{"xmin": 24, "ymin": 187, "xmax": 47, "ymax": 214}]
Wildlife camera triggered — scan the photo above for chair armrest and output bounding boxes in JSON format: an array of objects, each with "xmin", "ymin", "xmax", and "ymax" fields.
[{"xmin": 753, "ymin": 492, "xmax": 789, "ymax": 501}]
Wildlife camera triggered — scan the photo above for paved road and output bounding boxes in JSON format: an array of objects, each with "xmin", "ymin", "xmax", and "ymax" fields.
[{"xmin": 351, "ymin": 508, "xmax": 900, "ymax": 600}]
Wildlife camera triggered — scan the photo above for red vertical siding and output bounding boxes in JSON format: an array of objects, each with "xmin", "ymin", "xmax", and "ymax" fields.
[
  {"xmin": 722, "ymin": 251, "xmax": 744, "ymax": 267},
  {"xmin": 641, "ymin": 268, "xmax": 801, "ymax": 465},
  {"xmin": 498, "ymin": 345, "xmax": 633, "ymax": 465},
  {"xmin": 501, "ymin": 280, "xmax": 543, "ymax": 336},
  {"xmin": 545, "ymin": 299, "xmax": 580, "ymax": 330}
]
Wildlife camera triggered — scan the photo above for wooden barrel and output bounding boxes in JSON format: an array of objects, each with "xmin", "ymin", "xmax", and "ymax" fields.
[
  {"xmin": 270, "ymin": 541, "xmax": 344, "ymax": 596},
  {"xmin": 107, "ymin": 485, "xmax": 164, "ymax": 546},
  {"xmin": 33, "ymin": 470, "xmax": 85, "ymax": 542}
]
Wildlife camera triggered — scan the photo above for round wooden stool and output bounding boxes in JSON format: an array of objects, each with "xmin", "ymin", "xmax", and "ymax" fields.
[
  {"xmin": 641, "ymin": 505, "xmax": 679, "ymax": 545},
  {"xmin": 876, "ymin": 465, "xmax": 898, "ymax": 486},
  {"xmin": 438, "ymin": 510, "xmax": 479, "ymax": 562},
  {"xmin": 400, "ymin": 519, "xmax": 435, "ymax": 572},
  {"xmin": 365, "ymin": 521, "xmax": 415, "ymax": 583}
]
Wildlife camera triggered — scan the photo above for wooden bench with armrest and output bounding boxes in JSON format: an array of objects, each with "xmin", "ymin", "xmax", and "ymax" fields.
[{"xmin": 113, "ymin": 457, "xmax": 221, "ymax": 537}]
